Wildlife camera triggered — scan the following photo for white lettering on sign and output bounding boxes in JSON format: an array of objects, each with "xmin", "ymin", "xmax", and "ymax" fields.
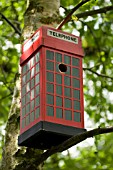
[
  {"xmin": 23, "ymin": 31, "xmax": 40, "ymax": 52},
  {"xmin": 47, "ymin": 29, "xmax": 78, "ymax": 44}
]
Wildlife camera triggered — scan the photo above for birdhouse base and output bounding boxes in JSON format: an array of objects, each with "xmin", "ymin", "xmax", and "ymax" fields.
[{"xmin": 18, "ymin": 121, "xmax": 86, "ymax": 150}]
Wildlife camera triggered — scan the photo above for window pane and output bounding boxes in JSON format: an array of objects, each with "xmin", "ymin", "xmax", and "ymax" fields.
[
  {"xmin": 66, "ymin": 66, "xmax": 71, "ymax": 75},
  {"xmin": 26, "ymin": 60, "xmax": 30, "ymax": 71},
  {"xmin": 73, "ymin": 79, "xmax": 80, "ymax": 88},
  {"xmin": 26, "ymin": 82, "xmax": 30, "ymax": 92},
  {"xmin": 31, "ymin": 67, "xmax": 35, "ymax": 78},
  {"xmin": 74, "ymin": 101, "xmax": 80, "ymax": 110},
  {"xmin": 74, "ymin": 112, "xmax": 81, "ymax": 122},
  {"xmin": 46, "ymin": 61, "xmax": 54, "ymax": 71},
  {"xmin": 22, "ymin": 75, "xmax": 26, "ymax": 86},
  {"xmin": 47, "ymin": 83, "xmax": 54, "ymax": 93},
  {"xmin": 22, "ymin": 107, "xmax": 25, "ymax": 117},
  {"xmin": 31, "ymin": 57, "xmax": 35, "ymax": 67},
  {"xmin": 26, "ymin": 114, "xmax": 30, "ymax": 125},
  {"xmin": 56, "ymin": 85, "xmax": 62, "ymax": 95},
  {"xmin": 56, "ymin": 96, "xmax": 62, "ymax": 107},
  {"xmin": 47, "ymin": 106, "xmax": 54, "ymax": 116},
  {"xmin": 26, "ymin": 71, "xmax": 30, "ymax": 81},
  {"xmin": 47, "ymin": 72, "xmax": 54, "ymax": 82},
  {"xmin": 31, "ymin": 100, "xmax": 34, "ymax": 111},
  {"xmin": 36, "ymin": 85, "xmax": 40, "ymax": 96},
  {"xmin": 56, "ymin": 108, "xmax": 63, "ymax": 118},
  {"xmin": 64, "ymin": 55, "xmax": 71, "ymax": 64},
  {"xmin": 22, "ymin": 119, "xmax": 25, "ymax": 128},
  {"xmin": 36, "ymin": 63, "xmax": 39, "ymax": 73},
  {"xmin": 55, "ymin": 53, "xmax": 62, "ymax": 62},
  {"xmin": 64, "ymin": 76, "xmax": 71, "ymax": 86},
  {"xmin": 36, "ymin": 107, "xmax": 40, "ymax": 118},
  {"xmin": 35, "ymin": 52, "xmax": 40, "ymax": 63},
  {"xmin": 31, "ymin": 78, "xmax": 35, "ymax": 88},
  {"xmin": 26, "ymin": 92, "xmax": 30, "ymax": 103},
  {"xmin": 46, "ymin": 50, "xmax": 54, "ymax": 60},
  {"xmin": 65, "ymin": 98, "xmax": 71, "ymax": 108},
  {"xmin": 64, "ymin": 87, "xmax": 71, "ymax": 97},
  {"xmin": 22, "ymin": 86, "xmax": 26, "ymax": 96},
  {"xmin": 31, "ymin": 89, "xmax": 34, "ymax": 99},
  {"xmin": 72, "ymin": 58, "xmax": 80, "ymax": 66},
  {"xmin": 47, "ymin": 95, "xmax": 54, "ymax": 105},
  {"xmin": 26, "ymin": 103, "xmax": 30, "ymax": 114},
  {"xmin": 22, "ymin": 96, "xmax": 25, "ymax": 107},
  {"xmin": 35, "ymin": 74, "xmax": 40, "ymax": 85},
  {"xmin": 36, "ymin": 96, "xmax": 40, "ymax": 106},
  {"xmin": 22, "ymin": 65, "xmax": 26, "ymax": 74},
  {"xmin": 73, "ymin": 90, "xmax": 80, "ymax": 99},
  {"xmin": 30, "ymin": 111, "xmax": 35, "ymax": 122},
  {"xmin": 72, "ymin": 68, "xmax": 79, "ymax": 77},
  {"xmin": 65, "ymin": 110, "xmax": 72, "ymax": 120},
  {"xmin": 56, "ymin": 74, "xmax": 62, "ymax": 84}
]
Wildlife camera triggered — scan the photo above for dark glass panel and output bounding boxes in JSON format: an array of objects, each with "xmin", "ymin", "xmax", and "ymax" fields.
[
  {"xmin": 47, "ymin": 106, "xmax": 54, "ymax": 116},
  {"xmin": 31, "ymin": 67, "xmax": 35, "ymax": 78},
  {"xmin": 47, "ymin": 72, "xmax": 54, "ymax": 82},
  {"xmin": 26, "ymin": 92, "xmax": 30, "ymax": 103},
  {"xmin": 35, "ymin": 96, "xmax": 40, "ymax": 106},
  {"xmin": 30, "ymin": 111, "xmax": 35, "ymax": 122},
  {"xmin": 22, "ymin": 86, "xmax": 26, "ymax": 96},
  {"xmin": 31, "ymin": 100, "xmax": 34, "ymax": 111},
  {"xmin": 56, "ymin": 108, "xmax": 63, "ymax": 118},
  {"xmin": 35, "ymin": 52, "xmax": 40, "ymax": 63},
  {"xmin": 22, "ymin": 96, "xmax": 25, "ymax": 107},
  {"xmin": 72, "ymin": 68, "xmax": 79, "ymax": 77},
  {"xmin": 56, "ymin": 96, "xmax": 62, "ymax": 107},
  {"xmin": 47, "ymin": 94, "xmax": 54, "ymax": 105},
  {"xmin": 65, "ymin": 110, "xmax": 72, "ymax": 120},
  {"xmin": 64, "ymin": 87, "xmax": 71, "ymax": 97},
  {"xmin": 56, "ymin": 85, "xmax": 62, "ymax": 95},
  {"xmin": 22, "ymin": 119, "xmax": 25, "ymax": 128},
  {"xmin": 31, "ymin": 78, "xmax": 35, "ymax": 88},
  {"xmin": 31, "ymin": 89, "xmax": 34, "ymax": 99},
  {"xmin": 64, "ymin": 76, "xmax": 71, "ymax": 86},
  {"xmin": 26, "ymin": 103, "xmax": 30, "ymax": 114},
  {"xmin": 73, "ymin": 90, "xmax": 80, "ymax": 99},
  {"xmin": 46, "ymin": 61, "xmax": 54, "ymax": 71},
  {"xmin": 47, "ymin": 83, "xmax": 54, "ymax": 93},
  {"xmin": 36, "ymin": 63, "xmax": 39, "ymax": 73},
  {"xmin": 72, "ymin": 58, "xmax": 80, "ymax": 66},
  {"xmin": 35, "ymin": 74, "xmax": 40, "ymax": 85},
  {"xmin": 36, "ymin": 107, "xmax": 40, "ymax": 118},
  {"xmin": 26, "ymin": 114, "xmax": 30, "ymax": 125},
  {"xmin": 55, "ymin": 53, "xmax": 62, "ymax": 62},
  {"xmin": 56, "ymin": 74, "xmax": 62, "ymax": 84},
  {"xmin": 64, "ymin": 55, "xmax": 71, "ymax": 64},
  {"xmin": 74, "ymin": 112, "xmax": 81, "ymax": 122},
  {"xmin": 26, "ymin": 71, "xmax": 30, "ymax": 81},
  {"xmin": 73, "ymin": 79, "xmax": 80, "ymax": 88},
  {"xmin": 22, "ymin": 107, "xmax": 25, "ymax": 117},
  {"xmin": 74, "ymin": 100, "xmax": 80, "ymax": 110},
  {"xmin": 36, "ymin": 85, "xmax": 40, "ymax": 96},
  {"xmin": 64, "ymin": 98, "xmax": 71, "ymax": 108},
  {"xmin": 46, "ymin": 50, "xmax": 54, "ymax": 60}
]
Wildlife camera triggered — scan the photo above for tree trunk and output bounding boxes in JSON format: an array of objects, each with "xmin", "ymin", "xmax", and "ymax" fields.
[{"xmin": 0, "ymin": 0, "xmax": 60, "ymax": 170}]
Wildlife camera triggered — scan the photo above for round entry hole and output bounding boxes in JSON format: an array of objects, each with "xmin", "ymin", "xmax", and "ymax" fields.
[{"xmin": 59, "ymin": 63, "xmax": 67, "ymax": 73}]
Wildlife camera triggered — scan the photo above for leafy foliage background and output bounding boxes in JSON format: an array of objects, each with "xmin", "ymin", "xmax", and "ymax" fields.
[{"xmin": 0, "ymin": 0, "xmax": 113, "ymax": 168}]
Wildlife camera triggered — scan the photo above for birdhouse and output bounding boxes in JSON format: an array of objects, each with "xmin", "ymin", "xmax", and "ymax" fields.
[{"xmin": 18, "ymin": 26, "xmax": 85, "ymax": 149}]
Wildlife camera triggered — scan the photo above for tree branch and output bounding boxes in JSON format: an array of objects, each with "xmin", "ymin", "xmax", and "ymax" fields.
[
  {"xmin": 76, "ymin": 5, "xmax": 113, "ymax": 19},
  {"xmin": 37, "ymin": 126, "xmax": 113, "ymax": 164},
  {"xmin": 83, "ymin": 67, "xmax": 113, "ymax": 80},
  {"xmin": 0, "ymin": 13, "xmax": 21, "ymax": 36},
  {"xmin": 57, "ymin": 0, "xmax": 91, "ymax": 29}
]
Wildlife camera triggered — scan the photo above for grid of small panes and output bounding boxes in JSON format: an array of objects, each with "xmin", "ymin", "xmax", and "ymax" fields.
[
  {"xmin": 21, "ymin": 52, "xmax": 40, "ymax": 129},
  {"xmin": 46, "ymin": 50, "xmax": 82, "ymax": 122}
]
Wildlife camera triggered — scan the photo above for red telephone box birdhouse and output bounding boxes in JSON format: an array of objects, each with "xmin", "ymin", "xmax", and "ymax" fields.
[{"xmin": 18, "ymin": 26, "xmax": 85, "ymax": 149}]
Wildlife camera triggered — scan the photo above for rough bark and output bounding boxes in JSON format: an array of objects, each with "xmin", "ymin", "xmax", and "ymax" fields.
[{"xmin": 1, "ymin": 0, "xmax": 60, "ymax": 170}]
